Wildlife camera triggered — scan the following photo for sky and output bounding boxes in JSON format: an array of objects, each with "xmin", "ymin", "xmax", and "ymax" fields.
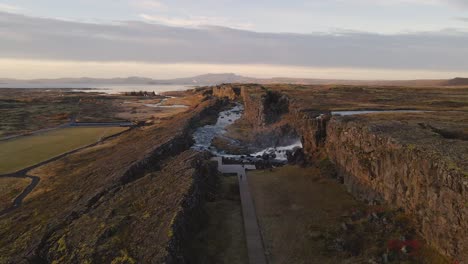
[{"xmin": 0, "ymin": 0, "xmax": 467, "ymax": 80}]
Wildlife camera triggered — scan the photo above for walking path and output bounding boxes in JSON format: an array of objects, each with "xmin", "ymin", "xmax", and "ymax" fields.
[
  {"xmin": 211, "ymin": 157, "xmax": 267, "ymax": 264},
  {"xmin": 0, "ymin": 128, "xmax": 132, "ymax": 217}
]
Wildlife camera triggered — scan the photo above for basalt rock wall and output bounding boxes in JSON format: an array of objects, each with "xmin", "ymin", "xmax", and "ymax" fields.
[
  {"xmin": 323, "ymin": 118, "xmax": 467, "ymax": 260},
  {"xmin": 165, "ymin": 157, "xmax": 219, "ymax": 264},
  {"xmin": 240, "ymin": 85, "xmax": 268, "ymax": 127},
  {"xmin": 212, "ymin": 84, "xmax": 289, "ymax": 128},
  {"xmin": 212, "ymin": 85, "xmax": 296, "ymax": 148},
  {"xmin": 24, "ymin": 96, "xmax": 227, "ymax": 264},
  {"xmin": 226, "ymin": 85, "xmax": 467, "ymax": 261},
  {"xmin": 212, "ymin": 85, "xmax": 241, "ymax": 100},
  {"xmin": 288, "ymin": 107, "xmax": 331, "ymax": 160},
  {"xmin": 288, "ymin": 104, "xmax": 467, "ymax": 260}
]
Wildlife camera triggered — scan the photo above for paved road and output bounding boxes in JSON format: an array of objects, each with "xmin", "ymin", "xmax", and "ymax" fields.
[{"xmin": 211, "ymin": 157, "xmax": 267, "ymax": 264}]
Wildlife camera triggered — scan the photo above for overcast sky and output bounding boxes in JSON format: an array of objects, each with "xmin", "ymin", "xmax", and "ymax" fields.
[{"xmin": 0, "ymin": 0, "xmax": 467, "ymax": 79}]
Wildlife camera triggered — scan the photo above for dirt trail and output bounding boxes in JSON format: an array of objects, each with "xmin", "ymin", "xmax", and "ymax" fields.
[{"xmin": 211, "ymin": 157, "xmax": 267, "ymax": 264}]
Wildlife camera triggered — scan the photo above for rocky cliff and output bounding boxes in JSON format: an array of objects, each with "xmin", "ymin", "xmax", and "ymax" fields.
[
  {"xmin": 288, "ymin": 107, "xmax": 331, "ymax": 160},
  {"xmin": 323, "ymin": 118, "xmax": 467, "ymax": 260},
  {"xmin": 212, "ymin": 84, "xmax": 242, "ymax": 100},
  {"xmin": 212, "ymin": 84, "xmax": 297, "ymax": 149},
  {"xmin": 166, "ymin": 157, "xmax": 219, "ymax": 263},
  {"xmin": 0, "ymin": 90, "xmax": 228, "ymax": 264},
  {"xmin": 224, "ymin": 85, "xmax": 467, "ymax": 261},
  {"xmin": 240, "ymin": 85, "xmax": 289, "ymax": 127},
  {"xmin": 292, "ymin": 113, "xmax": 467, "ymax": 261}
]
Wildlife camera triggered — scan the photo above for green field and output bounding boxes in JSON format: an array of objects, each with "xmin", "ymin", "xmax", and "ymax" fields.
[{"xmin": 0, "ymin": 127, "xmax": 128, "ymax": 174}]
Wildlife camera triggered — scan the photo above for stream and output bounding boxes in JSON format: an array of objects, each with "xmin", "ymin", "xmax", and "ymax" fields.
[
  {"xmin": 332, "ymin": 110, "xmax": 428, "ymax": 116},
  {"xmin": 192, "ymin": 103, "xmax": 302, "ymax": 163}
]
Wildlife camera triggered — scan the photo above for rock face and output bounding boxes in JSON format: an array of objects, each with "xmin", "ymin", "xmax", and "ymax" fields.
[
  {"xmin": 0, "ymin": 91, "xmax": 228, "ymax": 264},
  {"xmin": 241, "ymin": 84, "xmax": 269, "ymax": 127},
  {"xmin": 213, "ymin": 84, "xmax": 289, "ymax": 127},
  {"xmin": 241, "ymin": 85, "xmax": 289, "ymax": 127},
  {"xmin": 166, "ymin": 156, "xmax": 219, "ymax": 263},
  {"xmin": 224, "ymin": 85, "xmax": 467, "ymax": 261},
  {"xmin": 212, "ymin": 84, "xmax": 297, "ymax": 148},
  {"xmin": 292, "ymin": 112, "xmax": 468, "ymax": 261},
  {"xmin": 288, "ymin": 107, "xmax": 331, "ymax": 160},
  {"xmin": 212, "ymin": 84, "xmax": 241, "ymax": 100},
  {"xmin": 327, "ymin": 119, "xmax": 467, "ymax": 259}
]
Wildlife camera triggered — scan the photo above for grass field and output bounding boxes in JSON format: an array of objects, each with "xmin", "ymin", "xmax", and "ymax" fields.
[
  {"xmin": 185, "ymin": 175, "xmax": 248, "ymax": 264},
  {"xmin": 248, "ymin": 165, "xmax": 449, "ymax": 263},
  {"xmin": 0, "ymin": 177, "xmax": 31, "ymax": 211},
  {"xmin": 248, "ymin": 165, "xmax": 364, "ymax": 264},
  {"xmin": 0, "ymin": 127, "xmax": 128, "ymax": 174}
]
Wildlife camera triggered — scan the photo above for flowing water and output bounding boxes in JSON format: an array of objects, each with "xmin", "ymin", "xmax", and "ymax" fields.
[
  {"xmin": 192, "ymin": 104, "xmax": 244, "ymax": 152},
  {"xmin": 332, "ymin": 110, "xmax": 428, "ymax": 116},
  {"xmin": 192, "ymin": 104, "xmax": 302, "ymax": 162}
]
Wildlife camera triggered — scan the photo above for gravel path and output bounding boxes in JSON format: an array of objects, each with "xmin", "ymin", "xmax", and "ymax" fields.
[{"xmin": 211, "ymin": 157, "xmax": 267, "ymax": 264}]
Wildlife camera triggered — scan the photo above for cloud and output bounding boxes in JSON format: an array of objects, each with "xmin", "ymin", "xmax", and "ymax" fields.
[
  {"xmin": 445, "ymin": 0, "xmax": 468, "ymax": 7},
  {"xmin": 341, "ymin": 0, "xmax": 468, "ymax": 8},
  {"xmin": 140, "ymin": 14, "xmax": 253, "ymax": 29},
  {"xmin": 0, "ymin": 3, "xmax": 21, "ymax": 13},
  {"xmin": 2, "ymin": 59, "xmax": 466, "ymax": 80},
  {"xmin": 132, "ymin": 0, "xmax": 167, "ymax": 10},
  {"xmin": 0, "ymin": 12, "xmax": 467, "ymax": 72},
  {"xmin": 337, "ymin": 0, "xmax": 440, "ymax": 6},
  {"xmin": 455, "ymin": 16, "xmax": 468, "ymax": 21}
]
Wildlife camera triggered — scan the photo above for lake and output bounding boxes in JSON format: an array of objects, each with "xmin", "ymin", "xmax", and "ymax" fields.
[{"xmin": 0, "ymin": 83, "xmax": 196, "ymax": 94}]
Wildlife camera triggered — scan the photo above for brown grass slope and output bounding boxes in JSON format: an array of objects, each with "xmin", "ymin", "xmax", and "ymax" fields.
[{"xmin": 0, "ymin": 91, "xmax": 221, "ymax": 263}]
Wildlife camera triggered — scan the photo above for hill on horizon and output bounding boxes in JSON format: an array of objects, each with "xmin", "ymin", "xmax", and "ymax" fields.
[{"xmin": 1, "ymin": 74, "xmax": 467, "ymax": 87}]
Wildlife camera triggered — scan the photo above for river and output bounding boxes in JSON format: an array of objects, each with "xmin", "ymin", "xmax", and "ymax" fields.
[{"xmin": 192, "ymin": 104, "xmax": 302, "ymax": 163}]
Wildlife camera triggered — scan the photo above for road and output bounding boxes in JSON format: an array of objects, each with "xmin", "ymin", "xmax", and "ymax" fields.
[{"xmin": 211, "ymin": 157, "xmax": 268, "ymax": 264}]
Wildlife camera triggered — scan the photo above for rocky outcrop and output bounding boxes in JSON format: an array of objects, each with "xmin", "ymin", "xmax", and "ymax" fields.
[
  {"xmin": 323, "ymin": 118, "xmax": 467, "ymax": 260},
  {"xmin": 241, "ymin": 86, "xmax": 289, "ymax": 127},
  {"xmin": 288, "ymin": 107, "xmax": 331, "ymax": 160},
  {"xmin": 212, "ymin": 84, "xmax": 289, "ymax": 128},
  {"xmin": 166, "ymin": 157, "xmax": 219, "ymax": 263},
  {"xmin": 0, "ymin": 93, "xmax": 228, "ymax": 264},
  {"xmin": 241, "ymin": 85, "xmax": 268, "ymax": 126},
  {"xmin": 288, "ymin": 107, "xmax": 467, "ymax": 260},
  {"xmin": 212, "ymin": 84, "xmax": 241, "ymax": 100},
  {"xmin": 232, "ymin": 85, "xmax": 467, "ymax": 261}
]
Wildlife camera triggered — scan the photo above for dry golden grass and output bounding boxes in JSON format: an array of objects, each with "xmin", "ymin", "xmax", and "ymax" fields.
[
  {"xmin": 0, "ymin": 93, "xmax": 218, "ymax": 263},
  {"xmin": 0, "ymin": 177, "xmax": 31, "ymax": 211},
  {"xmin": 185, "ymin": 175, "xmax": 248, "ymax": 264},
  {"xmin": 0, "ymin": 127, "xmax": 128, "ymax": 174},
  {"xmin": 248, "ymin": 165, "xmax": 365, "ymax": 264}
]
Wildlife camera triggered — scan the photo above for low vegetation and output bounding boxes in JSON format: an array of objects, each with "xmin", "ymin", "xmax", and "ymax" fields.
[
  {"xmin": 185, "ymin": 175, "xmax": 248, "ymax": 263},
  {"xmin": 123, "ymin": 91, "xmax": 157, "ymax": 97},
  {"xmin": 247, "ymin": 165, "xmax": 448, "ymax": 263},
  {"xmin": 0, "ymin": 89, "xmax": 198, "ymax": 138},
  {"xmin": 0, "ymin": 91, "xmax": 219, "ymax": 263},
  {"xmin": 0, "ymin": 177, "xmax": 31, "ymax": 211},
  {"xmin": 248, "ymin": 165, "xmax": 364, "ymax": 263},
  {"xmin": 0, "ymin": 127, "xmax": 128, "ymax": 174}
]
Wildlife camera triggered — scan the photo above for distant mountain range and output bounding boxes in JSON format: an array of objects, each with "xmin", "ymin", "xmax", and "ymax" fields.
[
  {"xmin": 0, "ymin": 73, "xmax": 467, "ymax": 87},
  {"xmin": 0, "ymin": 74, "xmax": 253, "ymax": 86}
]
